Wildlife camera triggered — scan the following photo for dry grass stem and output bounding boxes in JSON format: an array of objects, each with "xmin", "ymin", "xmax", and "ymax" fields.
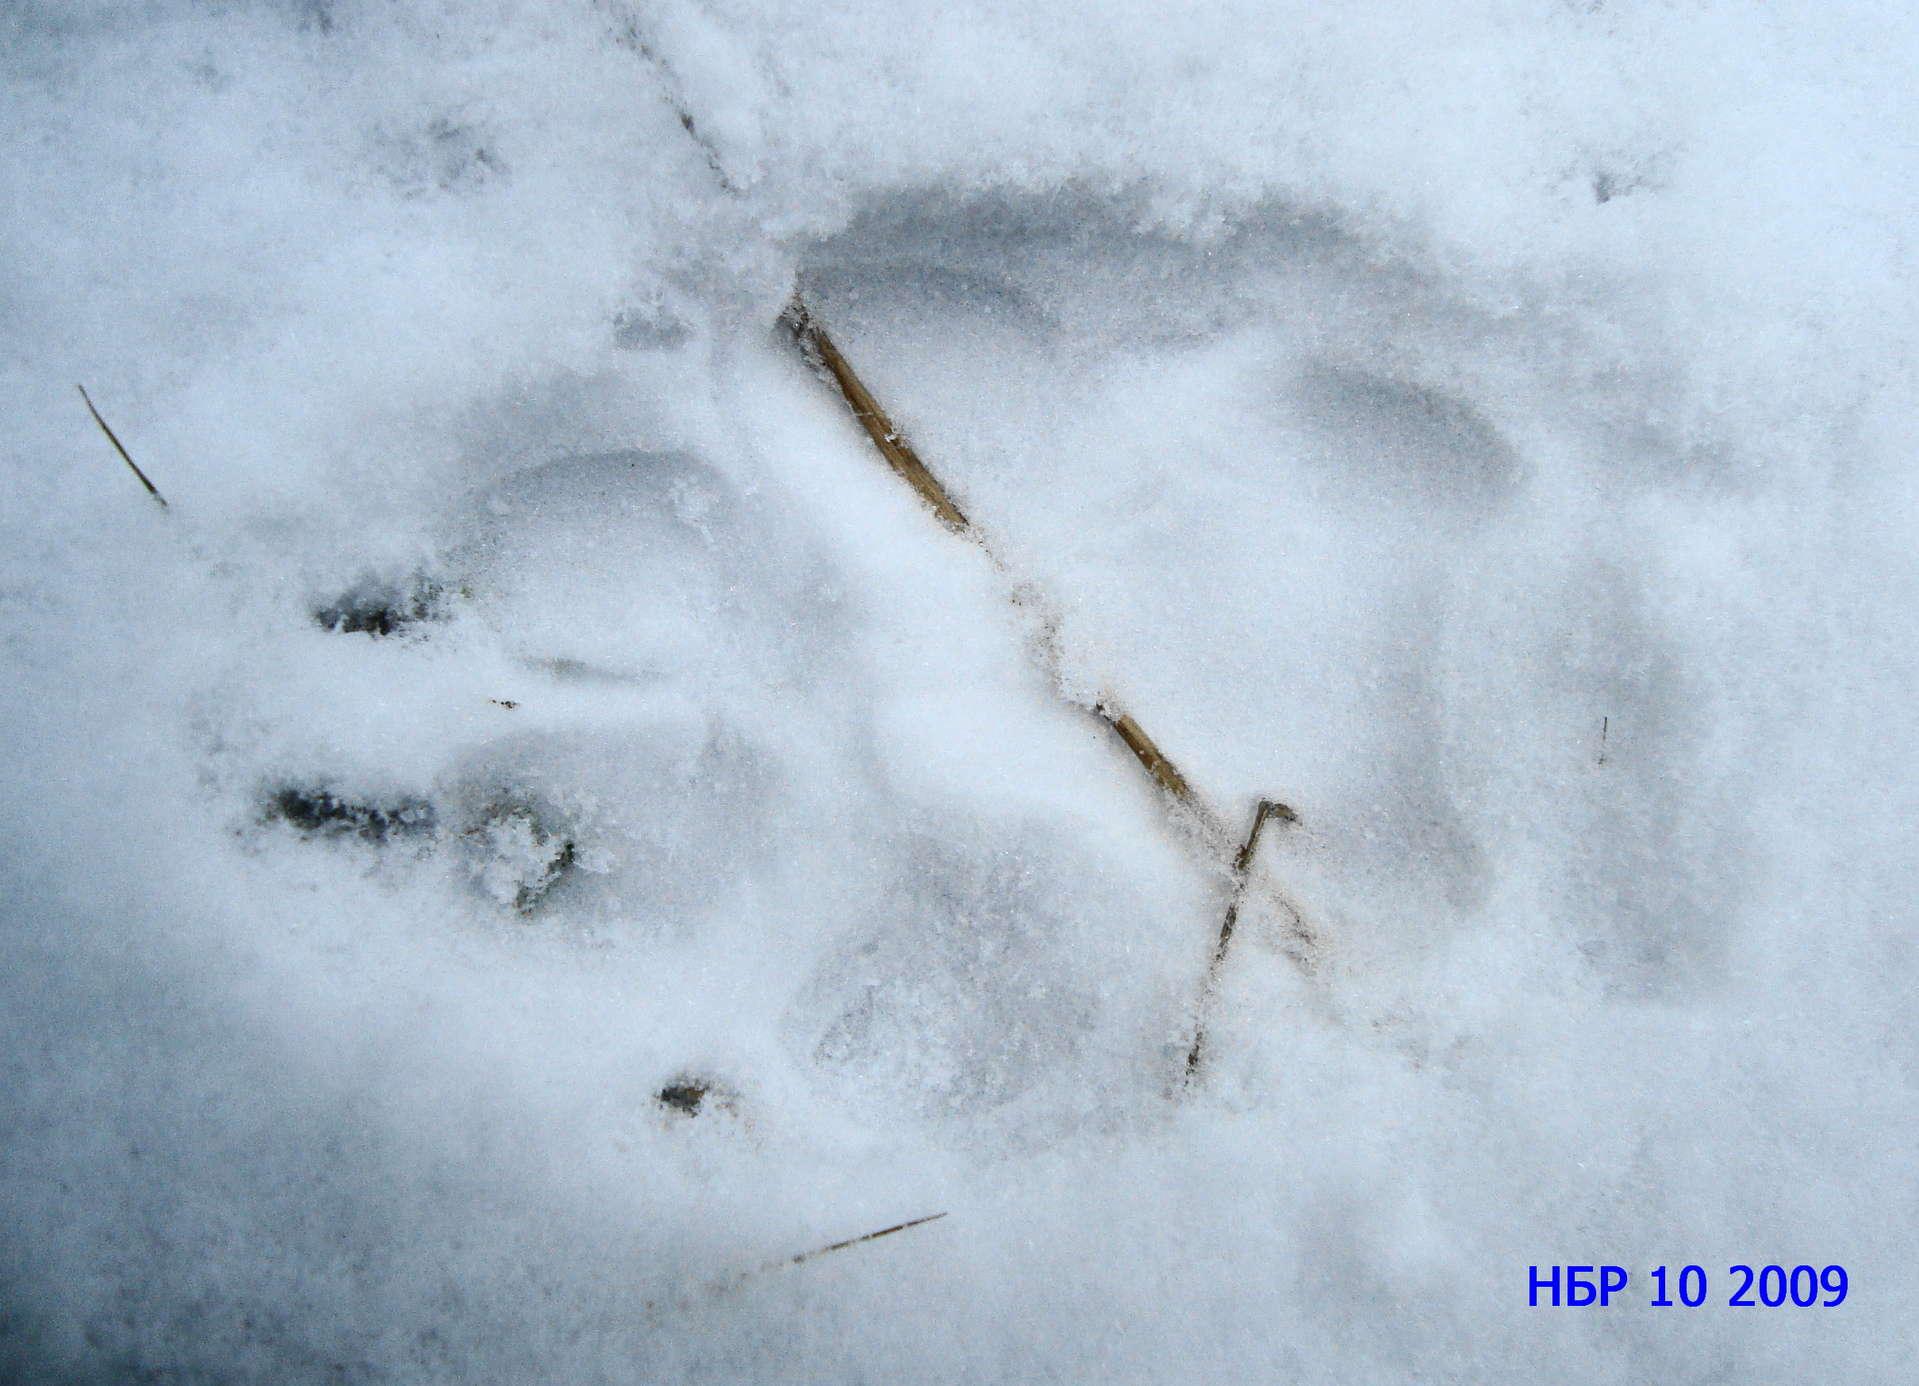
[
  {"xmin": 76, "ymin": 384, "xmax": 168, "ymax": 509},
  {"xmin": 782, "ymin": 293, "xmax": 1314, "ymax": 1083},
  {"xmin": 1184, "ymin": 798, "xmax": 1299, "ymax": 1078}
]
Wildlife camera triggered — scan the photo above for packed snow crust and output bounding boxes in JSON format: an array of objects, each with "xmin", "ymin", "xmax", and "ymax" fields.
[{"xmin": 3, "ymin": 1, "xmax": 1917, "ymax": 1381}]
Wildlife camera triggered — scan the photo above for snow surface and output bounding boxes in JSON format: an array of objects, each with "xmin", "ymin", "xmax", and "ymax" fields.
[{"xmin": 3, "ymin": 1, "xmax": 1917, "ymax": 1380}]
